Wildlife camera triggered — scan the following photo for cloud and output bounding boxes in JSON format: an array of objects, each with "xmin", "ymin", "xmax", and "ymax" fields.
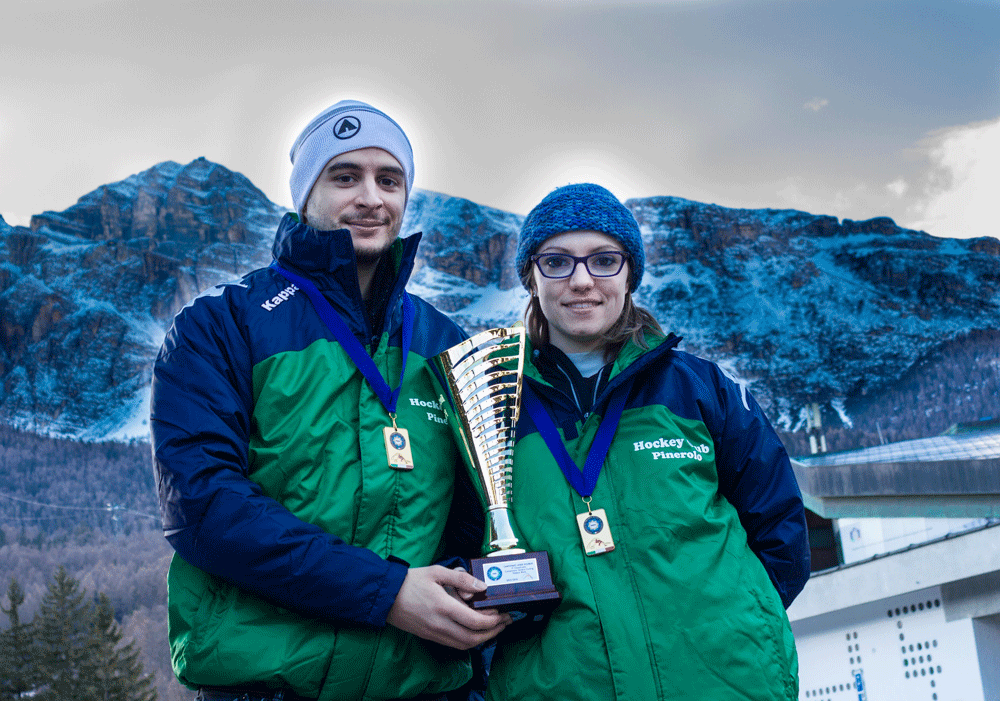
[
  {"xmin": 774, "ymin": 178, "xmax": 869, "ymax": 220},
  {"xmin": 907, "ymin": 117, "xmax": 1000, "ymax": 239},
  {"xmin": 1, "ymin": 211, "xmax": 32, "ymax": 227},
  {"xmin": 803, "ymin": 97, "xmax": 829, "ymax": 112},
  {"xmin": 772, "ymin": 118, "xmax": 999, "ymax": 240},
  {"xmin": 885, "ymin": 179, "xmax": 908, "ymax": 197}
]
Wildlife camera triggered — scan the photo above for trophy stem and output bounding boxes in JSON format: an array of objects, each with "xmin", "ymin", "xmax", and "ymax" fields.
[{"xmin": 485, "ymin": 505, "xmax": 525, "ymax": 555}]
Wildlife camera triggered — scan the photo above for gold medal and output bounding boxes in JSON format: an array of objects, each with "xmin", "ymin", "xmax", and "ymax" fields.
[
  {"xmin": 384, "ymin": 414, "xmax": 414, "ymax": 471},
  {"xmin": 576, "ymin": 499, "xmax": 615, "ymax": 556}
]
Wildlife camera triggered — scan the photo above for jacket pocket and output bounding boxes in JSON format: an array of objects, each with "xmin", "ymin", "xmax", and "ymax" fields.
[
  {"xmin": 169, "ymin": 556, "xmax": 334, "ymax": 696},
  {"xmin": 354, "ymin": 625, "xmax": 470, "ymax": 700}
]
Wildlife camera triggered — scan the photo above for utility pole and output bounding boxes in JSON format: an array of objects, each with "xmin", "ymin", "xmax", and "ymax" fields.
[{"xmin": 807, "ymin": 402, "xmax": 827, "ymax": 454}]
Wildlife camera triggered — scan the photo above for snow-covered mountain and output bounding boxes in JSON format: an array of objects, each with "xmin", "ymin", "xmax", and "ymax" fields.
[
  {"xmin": 627, "ymin": 198, "xmax": 1000, "ymax": 429},
  {"xmin": 0, "ymin": 159, "xmax": 284, "ymax": 439},
  {"xmin": 1, "ymin": 158, "xmax": 998, "ymax": 452}
]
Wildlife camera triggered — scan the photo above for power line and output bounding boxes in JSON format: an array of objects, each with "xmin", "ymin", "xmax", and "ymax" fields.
[
  {"xmin": 0, "ymin": 515, "xmax": 90, "ymax": 523},
  {"xmin": 0, "ymin": 490, "xmax": 158, "ymax": 520},
  {"xmin": 0, "ymin": 491, "xmax": 104, "ymax": 511}
]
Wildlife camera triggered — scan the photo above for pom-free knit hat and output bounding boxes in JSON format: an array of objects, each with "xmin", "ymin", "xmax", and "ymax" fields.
[
  {"xmin": 289, "ymin": 99, "xmax": 414, "ymax": 217},
  {"xmin": 516, "ymin": 183, "xmax": 645, "ymax": 292}
]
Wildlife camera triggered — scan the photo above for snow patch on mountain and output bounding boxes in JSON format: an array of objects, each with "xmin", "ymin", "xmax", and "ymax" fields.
[{"xmin": 2, "ymin": 160, "xmax": 999, "ymax": 449}]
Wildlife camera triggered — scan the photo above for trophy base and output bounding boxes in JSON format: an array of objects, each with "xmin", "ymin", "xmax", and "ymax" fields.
[{"xmin": 469, "ymin": 550, "xmax": 561, "ymax": 625}]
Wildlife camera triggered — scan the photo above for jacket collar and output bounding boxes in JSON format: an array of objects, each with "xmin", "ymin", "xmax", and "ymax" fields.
[
  {"xmin": 270, "ymin": 212, "xmax": 423, "ymax": 336},
  {"xmin": 525, "ymin": 332, "xmax": 682, "ymax": 409}
]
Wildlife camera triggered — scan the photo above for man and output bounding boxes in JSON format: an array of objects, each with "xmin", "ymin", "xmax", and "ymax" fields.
[{"xmin": 151, "ymin": 100, "xmax": 507, "ymax": 701}]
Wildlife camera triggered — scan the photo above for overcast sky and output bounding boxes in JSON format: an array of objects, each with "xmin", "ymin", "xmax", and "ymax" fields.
[{"xmin": 2, "ymin": 0, "xmax": 998, "ymax": 239}]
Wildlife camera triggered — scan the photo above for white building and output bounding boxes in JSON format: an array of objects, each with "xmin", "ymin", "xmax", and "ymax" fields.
[{"xmin": 789, "ymin": 422, "xmax": 1000, "ymax": 701}]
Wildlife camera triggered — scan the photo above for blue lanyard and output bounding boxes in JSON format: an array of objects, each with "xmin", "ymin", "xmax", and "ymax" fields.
[
  {"xmin": 270, "ymin": 262, "xmax": 413, "ymax": 416},
  {"xmin": 522, "ymin": 379, "xmax": 632, "ymax": 498}
]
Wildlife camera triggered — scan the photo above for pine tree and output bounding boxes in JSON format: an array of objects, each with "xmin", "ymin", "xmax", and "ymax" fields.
[
  {"xmin": 31, "ymin": 568, "xmax": 158, "ymax": 701},
  {"xmin": 81, "ymin": 594, "xmax": 157, "ymax": 701},
  {"xmin": 33, "ymin": 566, "xmax": 92, "ymax": 701},
  {"xmin": 0, "ymin": 577, "xmax": 38, "ymax": 700}
]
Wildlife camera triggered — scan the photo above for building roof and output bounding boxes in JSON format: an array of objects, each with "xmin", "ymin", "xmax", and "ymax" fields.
[
  {"xmin": 787, "ymin": 521, "xmax": 1000, "ymax": 624},
  {"xmin": 797, "ymin": 423, "xmax": 1000, "ymax": 467},
  {"xmin": 791, "ymin": 425, "xmax": 1000, "ymax": 519}
]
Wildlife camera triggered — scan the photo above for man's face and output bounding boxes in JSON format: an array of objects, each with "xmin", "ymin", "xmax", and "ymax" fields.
[{"xmin": 302, "ymin": 147, "xmax": 407, "ymax": 264}]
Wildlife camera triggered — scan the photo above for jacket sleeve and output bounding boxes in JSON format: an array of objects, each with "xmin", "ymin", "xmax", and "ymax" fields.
[
  {"xmin": 150, "ymin": 285, "xmax": 407, "ymax": 627},
  {"xmin": 704, "ymin": 364, "xmax": 810, "ymax": 608}
]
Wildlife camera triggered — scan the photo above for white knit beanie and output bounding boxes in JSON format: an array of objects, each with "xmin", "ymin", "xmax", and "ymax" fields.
[{"xmin": 289, "ymin": 100, "xmax": 414, "ymax": 217}]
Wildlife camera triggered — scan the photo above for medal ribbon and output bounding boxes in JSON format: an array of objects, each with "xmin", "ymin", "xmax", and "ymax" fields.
[
  {"xmin": 522, "ymin": 378, "xmax": 632, "ymax": 498},
  {"xmin": 270, "ymin": 262, "xmax": 413, "ymax": 416}
]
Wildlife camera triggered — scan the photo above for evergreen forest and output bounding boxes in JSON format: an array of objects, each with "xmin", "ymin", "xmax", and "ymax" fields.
[
  {"xmin": 1, "ymin": 567, "xmax": 157, "ymax": 701},
  {"xmin": 0, "ymin": 427, "xmax": 183, "ymax": 700}
]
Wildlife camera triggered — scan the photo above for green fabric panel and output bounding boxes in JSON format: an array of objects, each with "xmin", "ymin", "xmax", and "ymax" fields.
[
  {"xmin": 249, "ymin": 337, "xmax": 457, "ymax": 564},
  {"xmin": 168, "ymin": 555, "xmax": 335, "ymax": 696},
  {"xmin": 488, "ymin": 399, "xmax": 798, "ymax": 701},
  {"xmin": 168, "ymin": 336, "xmax": 471, "ymax": 699}
]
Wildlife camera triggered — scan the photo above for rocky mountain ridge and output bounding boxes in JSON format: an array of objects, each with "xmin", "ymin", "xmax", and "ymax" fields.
[
  {"xmin": 0, "ymin": 158, "xmax": 284, "ymax": 438},
  {"xmin": 1, "ymin": 158, "xmax": 998, "ymax": 451}
]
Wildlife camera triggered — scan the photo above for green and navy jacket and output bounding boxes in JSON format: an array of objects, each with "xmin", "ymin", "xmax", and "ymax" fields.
[
  {"xmin": 151, "ymin": 214, "xmax": 473, "ymax": 700},
  {"xmin": 487, "ymin": 333, "xmax": 809, "ymax": 701}
]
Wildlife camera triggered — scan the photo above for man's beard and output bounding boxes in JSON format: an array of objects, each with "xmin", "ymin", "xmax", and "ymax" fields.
[
  {"xmin": 354, "ymin": 244, "xmax": 391, "ymax": 266},
  {"xmin": 352, "ymin": 217, "xmax": 402, "ymax": 262}
]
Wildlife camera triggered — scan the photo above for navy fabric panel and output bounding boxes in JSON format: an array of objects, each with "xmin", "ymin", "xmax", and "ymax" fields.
[
  {"xmin": 238, "ymin": 218, "xmax": 464, "ymax": 361},
  {"xmin": 406, "ymin": 294, "xmax": 468, "ymax": 358},
  {"xmin": 151, "ymin": 216, "xmax": 467, "ymax": 627},
  {"xmin": 151, "ymin": 276, "xmax": 407, "ymax": 626},
  {"xmin": 518, "ymin": 339, "xmax": 810, "ymax": 608}
]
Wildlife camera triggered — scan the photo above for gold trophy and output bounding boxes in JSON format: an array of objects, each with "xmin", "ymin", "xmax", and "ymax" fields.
[{"xmin": 434, "ymin": 326, "xmax": 560, "ymax": 622}]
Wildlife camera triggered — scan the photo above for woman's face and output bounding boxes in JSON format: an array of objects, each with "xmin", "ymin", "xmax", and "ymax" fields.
[{"xmin": 531, "ymin": 230, "xmax": 630, "ymax": 354}]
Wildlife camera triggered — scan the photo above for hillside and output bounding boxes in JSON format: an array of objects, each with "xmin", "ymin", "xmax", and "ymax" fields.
[{"xmin": 1, "ymin": 158, "xmax": 998, "ymax": 452}]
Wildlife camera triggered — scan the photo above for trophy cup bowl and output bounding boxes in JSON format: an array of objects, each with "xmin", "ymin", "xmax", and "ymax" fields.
[{"xmin": 434, "ymin": 326, "xmax": 561, "ymax": 623}]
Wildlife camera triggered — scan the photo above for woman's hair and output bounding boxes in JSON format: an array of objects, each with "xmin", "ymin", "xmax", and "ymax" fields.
[{"xmin": 520, "ymin": 262, "xmax": 664, "ymax": 363}]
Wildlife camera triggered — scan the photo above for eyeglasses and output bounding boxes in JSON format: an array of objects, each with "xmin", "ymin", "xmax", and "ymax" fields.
[{"xmin": 530, "ymin": 251, "xmax": 628, "ymax": 279}]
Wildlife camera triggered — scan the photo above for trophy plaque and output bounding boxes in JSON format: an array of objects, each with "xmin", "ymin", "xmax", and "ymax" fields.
[{"xmin": 434, "ymin": 326, "xmax": 561, "ymax": 622}]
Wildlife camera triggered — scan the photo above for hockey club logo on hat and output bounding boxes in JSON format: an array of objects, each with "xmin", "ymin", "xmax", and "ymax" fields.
[{"xmin": 333, "ymin": 116, "xmax": 360, "ymax": 140}]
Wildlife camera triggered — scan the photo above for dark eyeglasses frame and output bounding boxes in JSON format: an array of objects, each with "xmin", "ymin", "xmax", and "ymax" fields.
[{"xmin": 529, "ymin": 251, "xmax": 629, "ymax": 279}]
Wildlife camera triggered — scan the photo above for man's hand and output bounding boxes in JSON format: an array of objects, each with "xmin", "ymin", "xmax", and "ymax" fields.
[
  {"xmin": 443, "ymin": 566, "xmax": 477, "ymax": 603},
  {"xmin": 387, "ymin": 565, "xmax": 511, "ymax": 649}
]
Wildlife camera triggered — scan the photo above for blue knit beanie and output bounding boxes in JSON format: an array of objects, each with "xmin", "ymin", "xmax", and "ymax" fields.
[
  {"xmin": 516, "ymin": 183, "xmax": 644, "ymax": 292},
  {"xmin": 289, "ymin": 99, "xmax": 414, "ymax": 217}
]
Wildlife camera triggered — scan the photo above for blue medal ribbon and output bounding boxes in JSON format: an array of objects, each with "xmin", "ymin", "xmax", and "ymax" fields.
[
  {"xmin": 270, "ymin": 262, "xmax": 413, "ymax": 416},
  {"xmin": 522, "ymin": 379, "xmax": 632, "ymax": 498}
]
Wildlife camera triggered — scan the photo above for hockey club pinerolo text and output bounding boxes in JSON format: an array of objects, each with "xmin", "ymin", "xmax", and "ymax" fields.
[
  {"xmin": 410, "ymin": 397, "xmax": 447, "ymax": 424},
  {"xmin": 633, "ymin": 437, "xmax": 711, "ymax": 461}
]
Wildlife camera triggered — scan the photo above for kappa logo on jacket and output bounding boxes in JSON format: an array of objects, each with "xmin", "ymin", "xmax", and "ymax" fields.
[{"xmin": 261, "ymin": 283, "xmax": 299, "ymax": 312}]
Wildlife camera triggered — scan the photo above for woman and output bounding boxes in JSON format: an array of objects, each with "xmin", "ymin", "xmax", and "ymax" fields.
[{"xmin": 486, "ymin": 183, "xmax": 810, "ymax": 701}]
